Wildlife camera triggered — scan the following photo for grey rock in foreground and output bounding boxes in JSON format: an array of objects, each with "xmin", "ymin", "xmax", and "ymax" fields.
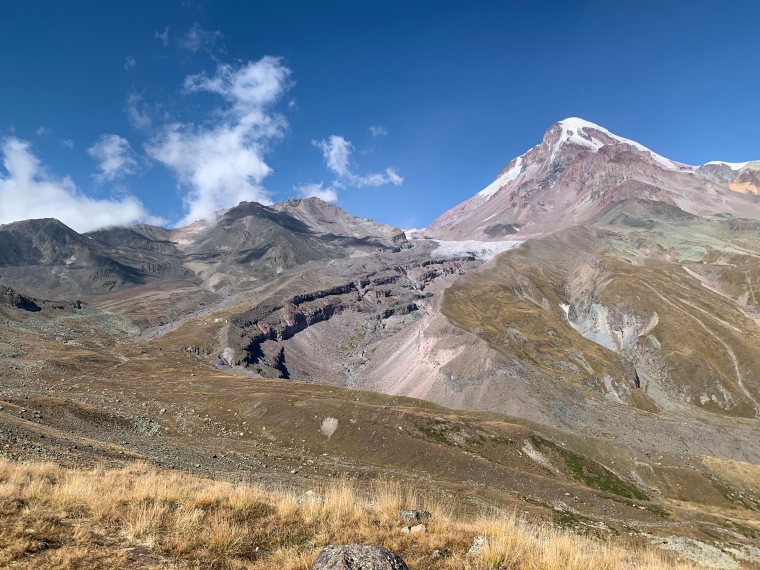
[
  {"xmin": 468, "ymin": 535, "xmax": 488, "ymax": 556},
  {"xmin": 310, "ymin": 544, "xmax": 409, "ymax": 570},
  {"xmin": 399, "ymin": 509, "xmax": 432, "ymax": 523}
]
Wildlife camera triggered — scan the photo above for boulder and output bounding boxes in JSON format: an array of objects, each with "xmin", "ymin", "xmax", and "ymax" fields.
[
  {"xmin": 399, "ymin": 509, "xmax": 432, "ymax": 523},
  {"xmin": 310, "ymin": 544, "xmax": 409, "ymax": 570},
  {"xmin": 468, "ymin": 535, "xmax": 488, "ymax": 556}
]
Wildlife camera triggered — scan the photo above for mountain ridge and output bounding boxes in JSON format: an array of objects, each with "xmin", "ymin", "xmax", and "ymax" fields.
[
  {"xmin": 3, "ymin": 120, "xmax": 760, "ymax": 567},
  {"xmin": 429, "ymin": 117, "xmax": 760, "ymax": 241},
  {"xmin": 0, "ymin": 197, "xmax": 408, "ymax": 300}
]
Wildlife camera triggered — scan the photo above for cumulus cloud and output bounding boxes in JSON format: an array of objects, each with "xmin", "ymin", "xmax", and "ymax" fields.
[
  {"xmin": 124, "ymin": 56, "xmax": 137, "ymax": 71},
  {"xmin": 180, "ymin": 24, "xmax": 223, "ymax": 54},
  {"xmin": 147, "ymin": 56, "xmax": 291, "ymax": 226},
  {"xmin": 369, "ymin": 125, "xmax": 387, "ymax": 137},
  {"xmin": 312, "ymin": 135, "xmax": 403, "ymax": 189},
  {"xmin": 0, "ymin": 137, "xmax": 162, "ymax": 232},
  {"xmin": 314, "ymin": 135, "xmax": 352, "ymax": 178},
  {"xmin": 88, "ymin": 134, "xmax": 138, "ymax": 181},
  {"xmin": 183, "ymin": 59, "xmax": 290, "ymax": 111},
  {"xmin": 294, "ymin": 182, "xmax": 338, "ymax": 203}
]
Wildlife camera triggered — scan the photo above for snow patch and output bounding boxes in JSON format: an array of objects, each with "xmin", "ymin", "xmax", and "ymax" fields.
[
  {"xmin": 431, "ymin": 239, "xmax": 521, "ymax": 260},
  {"xmin": 556, "ymin": 119, "xmax": 605, "ymax": 152},
  {"xmin": 705, "ymin": 160, "xmax": 750, "ymax": 170},
  {"xmin": 403, "ymin": 228, "xmax": 426, "ymax": 239},
  {"xmin": 477, "ymin": 156, "xmax": 524, "ymax": 199},
  {"xmin": 557, "ymin": 117, "xmax": 682, "ymax": 170}
]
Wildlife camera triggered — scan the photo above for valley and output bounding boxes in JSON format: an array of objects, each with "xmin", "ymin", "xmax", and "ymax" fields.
[{"xmin": 2, "ymin": 119, "xmax": 760, "ymax": 568}]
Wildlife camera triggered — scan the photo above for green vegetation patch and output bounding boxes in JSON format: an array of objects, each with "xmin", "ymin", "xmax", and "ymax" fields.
[
  {"xmin": 710, "ymin": 477, "xmax": 760, "ymax": 510},
  {"xmin": 554, "ymin": 510, "xmax": 593, "ymax": 530},
  {"xmin": 416, "ymin": 418, "xmax": 483, "ymax": 447},
  {"xmin": 608, "ymin": 495, "xmax": 670, "ymax": 518},
  {"xmin": 417, "ymin": 424, "xmax": 458, "ymax": 447},
  {"xmin": 530, "ymin": 436, "xmax": 649, "ymax": 501},
  {"xmin": 727, "ymin": 519, "xmax": 759, "ymax": 539}
]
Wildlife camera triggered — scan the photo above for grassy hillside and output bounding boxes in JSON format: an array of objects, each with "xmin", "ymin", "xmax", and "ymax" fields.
[{"xmin": 0, "ymin": 459, "xmax": 697, "ymax": 569}]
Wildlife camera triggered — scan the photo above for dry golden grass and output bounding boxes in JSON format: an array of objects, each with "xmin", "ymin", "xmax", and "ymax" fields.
[{"xmin": 0, "ymin": 459, "xmax": 698, "ymax": 569}]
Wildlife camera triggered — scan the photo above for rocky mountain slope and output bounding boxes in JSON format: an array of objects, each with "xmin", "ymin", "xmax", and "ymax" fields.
[
  {"xmin": 1, "ymin": 286, "xmax": 759, "ymax": 569},
  {"xmin": 2, "ymin": 119, "xmax": 760, "ymax": 567},
  {"xmin": 429, "ymin": 117, "xmax": 760, "ymax": 240},
  {"xmin": 0, "ymin": 198, "xmax": 408, "ymax": 326}
]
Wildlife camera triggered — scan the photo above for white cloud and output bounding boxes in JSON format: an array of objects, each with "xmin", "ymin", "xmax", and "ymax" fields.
[
  {"xmin": 184, "ymin": 58, "xmax": 290, "ymax": 111},
  {"xmin": 180, "ymin": 24, "xmax": 223, "ymax": 54},
  {"xmin": 35, "ymin": 126, "xmax": 52, "ymax": 137},
  {"xmin": 124, "ymin": 56, "xmax": 137, "ymax": 71},
  {"xmin": 294, "ymin": 182, "xmax": 338, "ymax": 203},
  {"xmin": 385, "ymin": 168, "xmax": 403, "ymax": 185},
  {"xmin": 88, "ymin": 134, "xmax": 138, "ymax": 182},
  {"xmin": 369, "ymin": 125, "xmax": 387, "ymax": 137},
  {"xmin": 155, "ymin": 26, "xmax": 170, "ymax": 47},
  {"xmin": 312, "ymin": 134, "xmax": 403, "ymax": 189},
  {"xmin": 313, "ymin": 135, "xmax": 352, "ymax": 178},
  {"xmin": 352, "ymin": 168, "xmax": 403, "ymax": 187},
  {"xmin": 147, "ymin": 57, "xmax": 291, "ymax": 226},
  {"xmin": 126, "ymin": 93, "xmax": 152, "ymax": 130},
  {"xmin": 0, "ymin": 137, "xmax": 162, "ymax": 232},
  {"xmin": 61, "ymin": 139, "xmax": 74, "ymax": 149}
]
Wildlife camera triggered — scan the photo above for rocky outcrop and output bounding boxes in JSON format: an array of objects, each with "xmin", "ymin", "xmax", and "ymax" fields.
[
  {"xmin": 224, "ymin": 257, "xmax": 476, "ymax": 377},
  {"xmin": 399, "ymin": 509, "xmax": 432, "ymax": 523},
  {"xmin": 273, "ymin": 197, "xmax": 410, "ymax": 251},
  {"xmin": 310, "ymin": 545, "xmax": 409, "ymax": 570},
  {"xmin": 0, "ymin": 286, "xmax": 41, "ymax": 312}
]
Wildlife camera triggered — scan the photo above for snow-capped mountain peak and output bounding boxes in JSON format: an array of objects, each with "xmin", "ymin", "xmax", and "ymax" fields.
[
  {"xmin": 429, "ymin": 118, "xmax": 760, "ymax": 241},
  {"xmin": 476, "ymin": 117, "xmax": 689, "ymax": 204},
  {"xmin": 552, "ymin": 117, "xmax": 684, "ymax": 170}
]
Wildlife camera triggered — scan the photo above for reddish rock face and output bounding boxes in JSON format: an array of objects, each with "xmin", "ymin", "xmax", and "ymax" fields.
[
  {"xmin": 729, "ymin": 165, "xmax": 760, "ymax": 195},
  {"xmin": 428, "ymin": 118, "xmax": 760, "ymax": 241}
]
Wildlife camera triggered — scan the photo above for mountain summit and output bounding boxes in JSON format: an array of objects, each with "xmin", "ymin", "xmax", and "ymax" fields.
[{"xmin": 429, "ymin": 118, "xmax": 760, "ymax": 240}]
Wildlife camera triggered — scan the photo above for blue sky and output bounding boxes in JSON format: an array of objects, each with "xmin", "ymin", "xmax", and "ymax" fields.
[{"xmin": 1, "ymin": 0, "xmax": 759, "ymax": 232}]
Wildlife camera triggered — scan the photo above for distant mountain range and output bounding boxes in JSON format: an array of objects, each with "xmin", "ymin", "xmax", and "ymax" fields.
[
  {"xmin": 0, "ymin": 198, "xmax": 408, "ymax": 299},
  {"xmin": 3, "ymin": 117, "xmax": 760, "ymax": 425}
]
